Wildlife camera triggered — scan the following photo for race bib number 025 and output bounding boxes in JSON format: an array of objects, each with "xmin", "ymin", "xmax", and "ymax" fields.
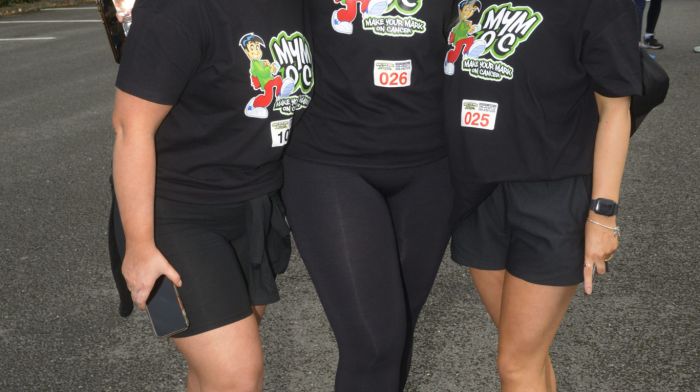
[
  {"xmin": 374, "ymin": 60, "xmax": 412, "ymax": 88},
  {"xmin": 461, "ymin": 99, "xmax": 498, "ymax": 131}
]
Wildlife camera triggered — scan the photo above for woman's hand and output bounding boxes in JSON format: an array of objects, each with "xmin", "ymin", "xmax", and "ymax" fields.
[
  {"xmin": 122, "ymin": 243, "xmax": 182, "ymax": 310},
  {"xmin": 583, "ymin": 214, "xmax": 619, "ymax": 295}
]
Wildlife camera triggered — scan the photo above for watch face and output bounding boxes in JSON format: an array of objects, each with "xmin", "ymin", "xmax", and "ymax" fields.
[{"xmin": 593, "ymin": 199, "xmax": 618, "ymax": 216}]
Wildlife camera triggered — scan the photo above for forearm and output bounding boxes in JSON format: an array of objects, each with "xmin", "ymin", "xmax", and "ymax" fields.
[
  {"xmin": 591, "ymin": 95, "xmax": 632, "ymax": 222},
  {"xmin": 113, "ymin": 127, "xmax": 157, "ymax": 248},
  {"xmin": 111, "ymin": 89, "xmax": 171, "ymax": 249}
]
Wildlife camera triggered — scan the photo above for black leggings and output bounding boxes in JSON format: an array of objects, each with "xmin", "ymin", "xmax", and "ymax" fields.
[
  {"xmin": 646, "ymin": 0, "xmax": 662, "ymax": 35},
  {"xmin": 282, "ymin": 156, "xmax": 453, "ymax": 391},
  {"xmin": 637, "ymin": 0, "xmax": 663, "ymax": 34}
]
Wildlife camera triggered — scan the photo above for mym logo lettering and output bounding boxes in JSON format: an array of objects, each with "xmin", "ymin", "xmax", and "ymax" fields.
[{"xmin": 477, "ymin": 2, "xmax": 543, "ymax": 60}]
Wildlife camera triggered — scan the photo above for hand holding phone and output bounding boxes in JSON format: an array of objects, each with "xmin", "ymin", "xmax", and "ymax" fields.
[
  {"xmin": 96, "ymin": 0, "xmax": 134, "ymax": 63},
  {"xmin": 113, "ymin": 0, "xmax": 134, "ymax": 34},
  {"xmin": 120, "ymin": 243, "xmax": 189, "ymax": 337},
  {"xmin": 147, "ymin": 277, "xmax": 189, "ymax": 337}
]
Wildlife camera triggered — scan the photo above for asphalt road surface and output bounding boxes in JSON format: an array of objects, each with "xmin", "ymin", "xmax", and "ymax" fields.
[{"xmin": 1, "ymin": 2, "xmax": 698, "ymax": 391}]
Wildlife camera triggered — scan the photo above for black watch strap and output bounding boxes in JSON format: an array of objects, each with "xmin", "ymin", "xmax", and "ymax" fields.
[{"xmin": 590, "ymin": 198, "xmax": 619, "ymax": 217}]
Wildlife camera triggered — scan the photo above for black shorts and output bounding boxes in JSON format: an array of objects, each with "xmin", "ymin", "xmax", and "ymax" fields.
[
  {"xmin": 451, "ymin": 175, "xmax": 591, "ymax": 286},
  {"xmin": 111, "ymin": 192, "xmax": 291, "ymax": 337}
]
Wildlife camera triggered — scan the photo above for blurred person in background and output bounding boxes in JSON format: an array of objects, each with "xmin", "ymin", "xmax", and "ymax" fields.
[{"xmin": 635, "ymin": 0, "xmax": 665, "ymax": 49}]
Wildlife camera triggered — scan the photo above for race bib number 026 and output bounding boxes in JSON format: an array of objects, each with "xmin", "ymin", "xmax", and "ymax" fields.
[
  {"xmin": 374, "ymin": 60, "xmax": 412, "ymax": 88},
  {"xmin": 461, "ymin": 99, "xmax": 498, "ymax": 131}
]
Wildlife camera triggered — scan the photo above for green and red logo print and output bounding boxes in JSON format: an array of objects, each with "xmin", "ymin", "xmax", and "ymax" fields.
[
  {"xmin": 331, "ymin": 0, "xmax": 426, "ymax": 37},
  {"xmin": 269, "ymin": 31, "xmax": 314, "ymax": 116},
  {"xmin": 241, "ymin": 31, "xmax": 313, "ymax": 119},
  {"xmin": 478, "ymin": 3, "xmax": 542, "ymax": 60},
  {"xmin": 445, "ymin": 2, "xmax": 542, "ymax": 82}
]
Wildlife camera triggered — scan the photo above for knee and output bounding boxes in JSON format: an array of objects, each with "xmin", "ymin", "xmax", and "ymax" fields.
[
  {"xmin": 497, "ymin": 352, "xmax": 522, "ymax": 382},
  {"xmin": 339, "ymin": 331, "xmax": 405, "ymax": 371},
  {"xmin": 496, "ymin": 350, "xmax": 541, "ymax": 384}
]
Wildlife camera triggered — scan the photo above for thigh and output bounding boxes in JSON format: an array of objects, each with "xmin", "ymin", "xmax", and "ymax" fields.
[
  {"xmin": 387, "ymin": 158, "xmax": 453, "ymax": 317},
  {"xmin": 282, "ymin": 157, "xmax": 406, "ymax": 348},
  {"xmin": 469, "ymin": 268, "xmax": 506, "ymax": 326},
  {"xmin": 498, "ymin": 272, "xmax": 576, "ymax": 361},
  {"xmin": 155, "ymin": 203, "xmax": 253, "ymax": 337},
  {"xmin": 173, "ymin": 314, "xmax": 263, "ymax": 390}
]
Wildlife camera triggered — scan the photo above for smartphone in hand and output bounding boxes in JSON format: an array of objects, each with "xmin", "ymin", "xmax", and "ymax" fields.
[
  {"xmin": 96, "ymin": 0, "xmax": 130, "ymax": 63},
  {"xmin": 146, "ymin": 277, "xmax": 189, "ymax": 337}
]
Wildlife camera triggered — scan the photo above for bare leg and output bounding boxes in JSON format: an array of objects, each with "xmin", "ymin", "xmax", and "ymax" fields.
[
  {"xmin": 470, "ymin": 268, "xmax": 559, "ymax": 391},
  {"xmin": 252, "ymin": 305, "xmax": 266, "ymax": 325},
  {"xmin": 497, "ymin": 273, "xmax": 576, "ymax": 392},
  {"xmin": 173, "ymin": 314, "xmax": 264, "ymax": 392},
  {"xmin": 186, "ymin": 371, "xmax": 201, "ymax": 392}
]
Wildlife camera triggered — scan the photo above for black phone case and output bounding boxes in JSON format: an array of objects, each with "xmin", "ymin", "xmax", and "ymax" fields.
[
  {"xmin": 146, "ymin": 277, "xmax": 189, "ymax": 337},
  {"xmin": 96, "ymin": 0, "xmax": 127, "ymax": 63}
]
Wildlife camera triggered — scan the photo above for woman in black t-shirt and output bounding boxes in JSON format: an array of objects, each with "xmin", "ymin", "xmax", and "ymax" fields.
[
  {"xmin": 444, "ymin": 0, "xmax": 642, "ymax": 389},
  {"xmin": 281, "ymin": 1, "xmax": 481, "ymax": 390},
  {"xmin": 110, "ymin": 0, "xmax": 311, "ymax": 389}
]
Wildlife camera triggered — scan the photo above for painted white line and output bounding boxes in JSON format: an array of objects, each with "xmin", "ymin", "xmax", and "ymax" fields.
[
  {"xmin": 0, "ymin": 20, "xmax": 101, "ymax": 23},
  {"xmin": 0, "ymin": 37, "xmax": 57, "ymax": 41},
  {"xmin": 42, "ymin": 7, "xmax": 97, "ymax": 11}
]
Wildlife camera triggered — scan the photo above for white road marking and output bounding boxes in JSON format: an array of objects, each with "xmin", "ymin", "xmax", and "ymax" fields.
[
  {"xmin": 42, "ymin": 7, "xmax": 97, "ymax": 11},
  {"xmin": 0, "ymin": 37, "xmax": 57, "ymax": 41},
  {"xmin": 0, "ymin": 20, "xmax": 101, "ymax": 24}
]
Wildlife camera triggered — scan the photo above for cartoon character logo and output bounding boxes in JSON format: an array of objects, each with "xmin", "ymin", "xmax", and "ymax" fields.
[
  {"xmin": 330, "ymin": 0, "xmax": 426, "ymax": 37},
  {"xmin": 240, "ymin": 33, "xmax": 296, "ymax": 119},
  {"xmin": 444, "ymin": 2, "xmax": 543, "ymax": 81},
  {"xmin": 444, "ymin": 0, "xmax": 488, "ymax": 76},
  {"xmin": 331, "ymin": 0, "xmax": 390, "ymax": 34}
]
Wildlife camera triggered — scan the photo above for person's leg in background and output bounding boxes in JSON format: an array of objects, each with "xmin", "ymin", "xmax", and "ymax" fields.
[
  {"xmin": 634, "ymin": 0, "xmax": 646, "ymax": 39},
  {"xmin": 643, "ymin": 0, "xmax": 664, "ymax": 49}
]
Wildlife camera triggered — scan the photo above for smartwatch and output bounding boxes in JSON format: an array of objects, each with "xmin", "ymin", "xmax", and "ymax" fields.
[{"xmin": 590, "ymin": 198, "xmax": 619, "ymax": 217}]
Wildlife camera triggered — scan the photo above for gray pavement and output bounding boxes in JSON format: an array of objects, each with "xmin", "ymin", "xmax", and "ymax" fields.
[{"xmin": 0, "ymin": 2, "xmax": 698, "ymax": 391}]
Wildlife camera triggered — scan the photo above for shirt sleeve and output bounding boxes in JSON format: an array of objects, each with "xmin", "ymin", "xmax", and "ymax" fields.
[
  {"xmin": 115, "ymin": 1, "xmax": 205, "ymax": 105},
  {"xmin": 581, "ymin": 0, "xmax": 643, "ymax": 98}
]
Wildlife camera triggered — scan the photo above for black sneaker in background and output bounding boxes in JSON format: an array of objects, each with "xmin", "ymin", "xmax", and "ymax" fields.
[{"xmin": 644, "ymin": 37, "xmax": 664, "ymax": 50}]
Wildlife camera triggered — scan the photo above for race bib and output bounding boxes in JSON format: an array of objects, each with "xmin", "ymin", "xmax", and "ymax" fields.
[
  {"xmin": 374, "ymin": 60, "xmax": 412, "ymax": 88},
  {"xmin": 270, "ymin": 118, "xmax": 292, "ymax": 147},
  {"xmin": 460, "ymin": 99, "xmax": 498, "ymax": 131}
]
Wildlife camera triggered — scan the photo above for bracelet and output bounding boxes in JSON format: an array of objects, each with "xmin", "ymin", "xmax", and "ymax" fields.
[{"xmin": 587, "ymin": 218, "xmax": 621, "ymax": 238}]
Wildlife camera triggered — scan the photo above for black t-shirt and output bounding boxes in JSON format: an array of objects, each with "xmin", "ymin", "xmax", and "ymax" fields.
[
  {"xmin": 286, "ymin": 0, "xmax": 452, "ymax": 168},
  {"xmin": 116, "ymin": 0, "xmax": 313, "ymax": 204},
  {"xmin": 443, "ymin": 0, "xmax": 642, "ymax": 183}
]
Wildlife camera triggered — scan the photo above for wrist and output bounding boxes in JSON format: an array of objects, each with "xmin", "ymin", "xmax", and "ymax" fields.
[
  {"xmin": 587, "ymin": 211, "xmax": 617, "ymax": 226},
  {"xmin": 125, "ymin": 237, "xmax": 156, "ymax": 252}
]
